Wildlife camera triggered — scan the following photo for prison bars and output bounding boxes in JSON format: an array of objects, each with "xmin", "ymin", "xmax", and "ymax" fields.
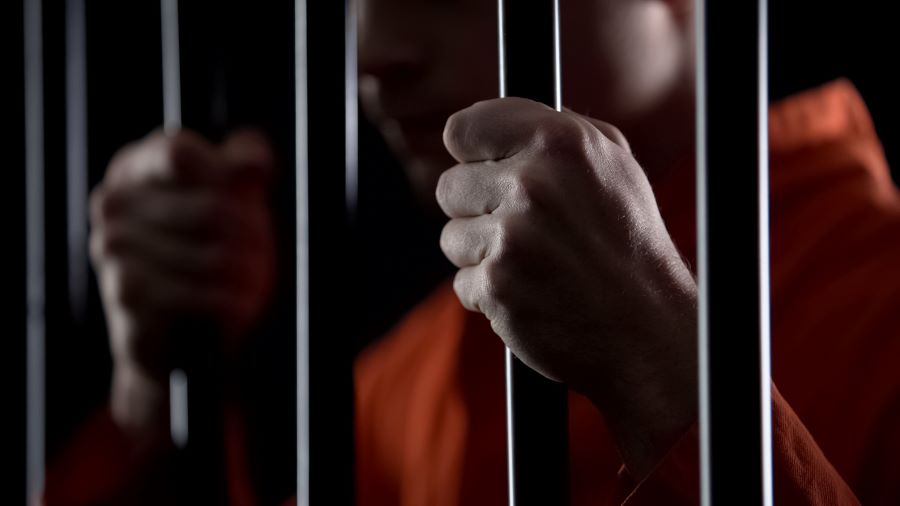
[
  {"xmin": 21, "ymin": 0, "xmax": 775, "ymax": 503},
  {"xmin": 25, "ymin": 0, "xmax": 46, "ymax": 501},
  {"xmin": 159, "ymin": 1, "xmax": 231, "ymax": 503},
  {"xmin": 498, "ymin": 1, "xmax": 571, "ymax": 505},
  {"xmin": 296, "ymin": 1, "xmax": 358, "ymax": 504},
  {"xmin": 697, "ymin": 0, "xmax": 774, "ymax": 504}
]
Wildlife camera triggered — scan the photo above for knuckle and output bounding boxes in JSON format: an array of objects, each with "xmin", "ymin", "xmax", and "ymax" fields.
[
  {"xmin": 113, "ymin": 264, "xmax": 143, "ymax": 309},
  {"xmin": 510, "ymin": 171, "xmax": 551, "ymax": 212},
  {"xmin": 533, "ymin": 115, "xmax": 578, "ymax": 148},
  {"xmin": 442, "ymin": 111, "xmax": 465, "ymax": 150},
  {"xmin": 92, "ymin": 187, "xmax": 126, "ymax": 223},
  {"xmin": 158, "ymin": 130, "xmax": 204, "ymax": 181},
  {"xmin": 482, "ymin": 259, "xmax": 512, "ymax": 304},
  {"xmin": 534, "ymin": 115, "xmax": 594, "ymax": 162},
  {"xmin": 439, "ymin": 221, "xmax": 455, "ymax": 255},
  {"xmin": 493, "ymin": 215, "xmax": 526, "ymax": 263},
  {"xmin": 606, "ymin": 125, "xmax": 628, "ymax": 148},
  {"xmin": 88, "ymin": 231, "xmax": 106, "ymax": 265},
  {"xmin": 95, "ymin": 226, "xmax": 128, "ymax": 258},
  {"xmin": 435, "ymin": 169, "xmax": 457, "ymax": 209}
]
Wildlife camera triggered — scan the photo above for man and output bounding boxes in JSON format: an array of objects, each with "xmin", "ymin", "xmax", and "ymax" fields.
[{"xmin": 48, "ymin": 0, "xmax": 899, "ymax": 504}]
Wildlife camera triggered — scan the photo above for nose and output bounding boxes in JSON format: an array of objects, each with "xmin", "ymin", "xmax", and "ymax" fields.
[{"xmin": 357, "ymin": 0, "xmax": 427, "ymax": 87}]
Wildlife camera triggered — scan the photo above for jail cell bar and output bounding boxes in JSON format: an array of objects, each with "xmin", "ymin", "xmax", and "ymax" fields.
[
  {"xmin": 697, "ymin": 0, "xmax": 774, "ymax": 504},
  {"xmin": 25, "ymin": 0, "xmax": 46, "ymax": 501},
  {"xmin": 19, "ymin": 0, "xmax": 776, "ymax": 503},
  {"xmin": 498, "ymin": 1, "xmax": 571, "ymax": 506},
  {"xmin": 296, "ymin": 0, "xmax": 357, "ymax": 505},
  {"xmin": 158, "ymin": 1, "xmax": 231, "ymax": 503}
]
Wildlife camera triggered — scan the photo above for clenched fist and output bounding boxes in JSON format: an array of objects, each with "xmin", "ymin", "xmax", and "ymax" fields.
[
  {"xmin": 90, "ymin": 129, "xmax": 276, "ymax": 433},
  {"xmin": 437, "ymin": 98, "xmax": 698, "ymax": 478}
]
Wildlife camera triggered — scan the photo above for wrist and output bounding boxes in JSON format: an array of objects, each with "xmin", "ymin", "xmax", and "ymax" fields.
[{"xmin": 588, "ymin": 279, "xmax": 698, "ymax": 480}]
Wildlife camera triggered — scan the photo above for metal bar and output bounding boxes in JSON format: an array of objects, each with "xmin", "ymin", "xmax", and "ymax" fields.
[
  {"xmin": 345, "ymin": 0, "xmax": 359, "ymax": 218},
  {"xmin": 161, "ymin": 0, "xmax": 181, "ymax": 131},
  {"xmin": 498, "ymin": 1, "xmax": 570, "ymax": 505},
  {"xmin": 160, "ymin": 0, "xmax": 189, "ymax": 452},
  {"xmin": 25, "ymin": 0, "xmax": 46, "ymax": 503},
  {"xmin": 65, "ymin": 0, "xmax": 88, "ymax": 323},
  {"xmin": 160, "ymin": 2, "xmax": 228, "ymax": 503},
  {"xmin": 296, "ymin": 0, "xmax": 357, "ymax": 504},
  {"xmin": 696, "ymin": 0, "xmax": 773, "ymax": 503}
]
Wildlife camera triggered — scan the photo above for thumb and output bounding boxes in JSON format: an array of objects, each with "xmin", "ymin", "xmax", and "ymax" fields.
[{"xmin": 562, "ymin": 108, "xmax": 632, "ymax": 154}]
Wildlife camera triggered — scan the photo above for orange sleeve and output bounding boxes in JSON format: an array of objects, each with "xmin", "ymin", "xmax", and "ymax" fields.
[
  {"xmin": 44, "ymin": 404, "xmax": 258, "ymax": 506},
  {"xmin": 43, "ymin": 408, "xmax": 166, "ymax": 506},
  {"xmin": 616, "ymin": 386, "xmax": 861, "ymax": 505},
  {"xmin": 620, "ymin": 80, "xmax": 900, "ymax": 506}
]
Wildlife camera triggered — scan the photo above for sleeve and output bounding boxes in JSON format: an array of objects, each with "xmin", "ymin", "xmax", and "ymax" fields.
[
  {"xmin": 354, "ymin": 355, "xmax": 402, "ymax": 506},
  {"xmin": 615, "ymin": 81, "xmax": 900, "ymax": 505},
  {"xmin": 43, "ymin": 404, "xmax": 258, "ymax": 506},
  {"xmin": 615, "ymin": 385, "xmax": 861, "ymax": 506},
  {"xmin": 43, "ymin": 408, "xmax": 173, "ymax": 506}
]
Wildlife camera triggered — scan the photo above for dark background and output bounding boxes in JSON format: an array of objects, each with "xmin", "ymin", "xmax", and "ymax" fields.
[{"xmin": 7, "ymin": 0, "xmax": 899, "ymax": 503}]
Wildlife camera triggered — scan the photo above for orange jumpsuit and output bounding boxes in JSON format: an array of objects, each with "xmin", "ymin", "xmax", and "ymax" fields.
[
  {"xmin": 353, "ymin": 80, "xmax": 900, "ymax": 505},
  {"xmin": 46, "ymin": 80, "xmax": 900, "ymax": 505}
]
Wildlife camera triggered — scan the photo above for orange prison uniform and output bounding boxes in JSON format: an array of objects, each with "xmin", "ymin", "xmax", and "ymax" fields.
[
  {"xmin": 354, "ymin": 80, "xmax": 900, "ymax": 505},
  {"xmin": 45, "ymin": 80, "xmax": 900, "ymax": 505}
]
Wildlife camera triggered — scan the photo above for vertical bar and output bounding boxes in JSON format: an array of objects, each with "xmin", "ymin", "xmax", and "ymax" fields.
[
  {"xmin": 345, "ymin": 0, "xmax": 359, "ymax": 217},
  {"xmin": 296, "ymin": 1, "xmax": 356, "ymax": 504},
  {"xmin": 160, "ymin": 2, "xmax": 228, "ymax": 503},
  {"xmin": 24, "ymin": 0, "xmax": 46, "ymax": 503},
  {"xmin": 295, "ymin": 0, "xmax": 310, "ymax": 497},
  {"xmin": 161, "ymin": 0, "xmax": 181, "ymax": 131},
  {"xmin": 65, "ymin": 0, "xmax": 88, "ymax": 323},
  {"xmin": 13, "ymin": 1, "xmax": 27, "ymax": 502},
  {"xmin": 696, "ymin": 0, "xmax": 773, "ymax": 503},
  {"xmin": 160, "ymin": 0, "xmax": 188, "ymax": 452},
  {"xmin": 498, "ymin": 1, "xmax": 570, "ymax": 505}
]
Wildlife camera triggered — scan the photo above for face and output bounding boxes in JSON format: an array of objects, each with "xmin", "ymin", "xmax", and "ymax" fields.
[{"xmin": 358, "ymin": 0, "xmax": 692, "ymax": 206}]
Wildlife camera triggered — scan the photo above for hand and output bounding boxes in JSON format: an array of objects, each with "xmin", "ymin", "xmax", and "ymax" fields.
[
  {"xmin": 437, "ymin": 98, "xmax": 697, "ymax": 478},
  {"xmin": 89, "ymin": 129, "xmax": 276, "ymax": 434}
]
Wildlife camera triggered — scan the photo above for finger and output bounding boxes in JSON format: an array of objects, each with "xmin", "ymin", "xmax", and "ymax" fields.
[
  {"xmin": 443, "ymin": 97, "xmax": 556, "ymax": 163},
  {"xmin": 435, "ymin": 161, "xmax": 511, "ymax": 218},
  {"xmin": 562, "ymin": 109, "xmax": 632, "ymax": 153},
  {"xmin": 98, "ymin": 254, "xmax": 243, "ymax": 322},
  {"xmin": 452, "ymin": 265, "xmax": 490, "ymax": 314},
  {"xmin": 90, "ymin": 184, "xmax": 268, "ymax": 246},
  {"xmin": 440, "ymin": 215, "xmax": 497, "ymax": 268},
  {"xmin": 90, "ymin": 220, "xmax": 263, "ymax": 291},
  {"xmin": 220, "ymin": 128, "xmax": 276, "ymax": 187},
  {"xmin": 106, "ymin": 129, "xmax": 224, "ymax": 188}
]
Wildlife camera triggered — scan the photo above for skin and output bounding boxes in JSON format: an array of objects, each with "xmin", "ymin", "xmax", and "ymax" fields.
[
  {"xmin": 362, "ymin": 0, "xmax": 698, "ymax": 479},
  {"xmin": 90, "ymin": 0, "xmax": 698, "ymax": 483},
  {"xmin": 91, "ymin": 129, "xmax": 276, "ymax": 435},
  {"xmin": 437, "ymin": 99, "xmax": 697, "ymax": 479}
]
